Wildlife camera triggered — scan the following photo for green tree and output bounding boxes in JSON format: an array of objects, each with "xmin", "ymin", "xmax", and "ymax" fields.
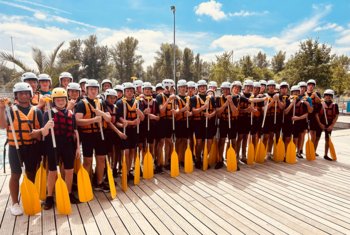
[
  {"xmin": 271, "ymin": 51, "xmax": 286, "ymax": 74},
  {"xmin": 181, "ymin": 48, "xmax": 194, "ymax": 80},
  {"xmin": 330, "ymin": 55, "xmax": 350, "ymax": 95},
  {"xmin": 193, "ymin": 53, "xmax": 202, "ymax": 82},
  {"xmin": 153, "ymin": 43, "xmax": 181, "ymax": 81},
  {"xmin": 253, "ymin": 51, "xmax": 268, "ymax": 68},
  {"xmin": 240, "ymin": 55, "xmax": 254, "ymax": 78}
]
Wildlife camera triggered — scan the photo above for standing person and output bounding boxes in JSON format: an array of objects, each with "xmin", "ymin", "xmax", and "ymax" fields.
[
  {"xmin": 191, "ymin": 80, "xmax": 216, "ymax": 169},
  {"xmin": 117, "ymin": 82, "xmax": 144, "ymax": 179},
  {"xmin": 0, "ymin": 82, "xmax": 53, "ymax": 216},
  {"xmin": 315, "ymin": 89, "xmax": 339, "ymax": 161},
  {"xmin": 133, "ymin": 80, "xmax": 143, "ymax": 97},
  {"xmin": 38, "ymin": 74, "xmax": 52, "ymax": 96},
  {"xmin": 155, "ymin": 83, "xmax": 164, "ymax": 95},
  {"xmin": 230, "ymin": 81, "xmax": 242, "ymax": 153},
  {"xmin": 79, "ymin": 78, "xmax": 88, "ymax": 97},
  {"xmin": 279, "ymin": 82, "xmax": 292, "ymax": 151},
  {"xmin": 114, "ymin": 85, "xmax": 124, "ymax": 100},
  {"xmin": 43, "ymin": 88, "xmax": 80, "ymax": 210},
  {"xmin": 208, "ymin": 81, "xmax": 218, "ymax": 92},
  {"xmin": 100, "ymin": 79, "xmax": 113, "ymax": 100},
  {"xmin": 155, "ymin": 79, "xmax": 176, "ymax": 170},
  {"xmin": 66, "ymin": 82, "xmax": 81, "ymax": 111},
  {"xmin": 75, "ymin": 79, "xmax": 111, "ymax": 192},
  {"xmin": 21, "ymin": 72, "xmax": 43, "ymax": 108},
  {"xmin": 251, "ymin": 81, "xmax": 265, "ymax": 148},
  {"xmin": 59, "ymin": 72, "xmax": 73, "ymax": 90},
  {"xmin": 215, "ymin": 82, "xmax": 238, "ymax": 169},
  {"xmin": 259, "ymin": 80, "xmax": 267, "ymax": 94}
]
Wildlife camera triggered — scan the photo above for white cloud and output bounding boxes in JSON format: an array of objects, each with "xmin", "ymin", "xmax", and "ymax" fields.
[
  {"xmin": 33, "ymin": 12, "xmax": 46, "ymax": 20},
  {"xmin": 228, "ymin": 10, "xmax": 269, "ymax": 17},
  {"xmin": 194, "ymin": 0, "xmax": 226, "ymax": 21},
  {"xmin": 314, "ymin": 23, "xmax": 344, "ymax": 32}
]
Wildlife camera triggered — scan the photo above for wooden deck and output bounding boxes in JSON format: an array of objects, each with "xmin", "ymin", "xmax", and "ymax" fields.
[{"xmin": 1, "ymin": 129, "xmax": 350, "ymax": 234}]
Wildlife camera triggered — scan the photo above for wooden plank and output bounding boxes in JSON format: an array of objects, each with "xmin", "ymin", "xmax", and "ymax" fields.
[
  {"xmin": 0, "ymin": 176, "xmax": 16, "ymax": 235},
  {"xmin": 94, "ymin": 191, "xmax": 129, "ymax": 235},
  {"xmin": 0, "ymin": 176, "xmax": 9, "ymax": 225},
  {"xmin": 77, "ymin": 200, "xmax": 100, "ymax": 234},
  {"xmin": 42, "ymin": 205, "xmax": 56, "ymax": 234},
  {"xmin": 55, "ymin": 213, "xmax": 70, "ymax": 234},
  {"xmin": 67, "ymin": 204, "xmax": 85, "ymax": 235},
  {"xmin": 27, "ymin": 214, "xmax": 42, "ymax": 235}
]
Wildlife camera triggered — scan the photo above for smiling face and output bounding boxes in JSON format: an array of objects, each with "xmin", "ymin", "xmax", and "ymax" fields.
[
  {"xmin": 25, "ymin": 79, "xmax": 38, "ymax": 92},
  {"xmin": 102, "ymin": 83, "xmax": 112, "ymax": 91},
  {"xmin": 198, "ymin": 85, "xmax": 207, "ymax": 94},
  {"xmin": 106, "ymin": 95, "xmax": 117, "ymax": 104},
  {"xmin": 143, "ymin": 88, "xmax": 152, "ymax": 96},
  {"xmin": 15, "ymin": 91, "xmax": 31, "ymax": 106},
  {"xmin": 39, "ymin": 80, "xmax": 50, "ymax": 91},
  {"xmin": 86, "ymin": 87, "xmax": 99, "ymax": 99},
  {"xmin": 68, "ymin": 90, "xmax": 80, "ymax": 100},
  {"xmin": 61, "ymin": 77, "xmax": 71, "ymax": 89},
  {"xmin": 124, "ymin": 88, "xmax": 135, "ymax": 99},
  {"xmin": 54, "ymin": 97, "xmax": 67, "ymax": 109}
]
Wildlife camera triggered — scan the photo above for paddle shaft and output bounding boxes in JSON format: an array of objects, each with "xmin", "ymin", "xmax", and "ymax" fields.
[
  {"xmin": 323, "ymin": 103, "xmax": 329, "ymax": 125},
  {"xmin": 261, "ymin": 98, "xmax": 269, "ymax": 128},
  {"xmin": 46, "ymin": 102, "xmax": 61, "ymax": 174},
  {"xmin": 94, "ymin": 99, "xmax": 105, "ymax": 141}
]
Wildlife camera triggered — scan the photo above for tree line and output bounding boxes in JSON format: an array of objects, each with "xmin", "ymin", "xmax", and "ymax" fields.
[{"xmin": 0, "ymin": 35, "xmax": 349, "ymax": 95}]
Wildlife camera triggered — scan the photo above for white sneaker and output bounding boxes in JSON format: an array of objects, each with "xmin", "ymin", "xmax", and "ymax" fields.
[{"xmin": 10, "ymin": 203, "xmax": 23, "ymax": 216}]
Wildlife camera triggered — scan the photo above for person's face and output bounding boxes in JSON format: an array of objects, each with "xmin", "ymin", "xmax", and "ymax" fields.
[
  {"xmin": 143, "ymin": 88, "xmax": 152, "ymax": 96},
  {"xmin": 136, "ymin": 86, "xmax": 142, "ymax": 94},
  {"xmin": 54, "ymin": 97, "xmax": 67, "ymax": 109},
  {"xmin": 198, "ymin": 85, "xmax": 207, "ymax": 94},
  {"xmin": 61, "ymin": 77, "xmax": 71, "ymax": 88},
  {"xmin": 232, "ymin": 86, "xmax": 240, "ymax": 95},
  {"xmin": 39, "ymin": 80, "xmax": 50, "ymax": 91},
  {"xmin": 267, "ymin": 85, "xmax": 275, "ymax": 93},
  {"xmin": 300, "ymin": 86, "xmax": 306, "ymax": 93},
  {"xmin": 253, "ymin": 87, "xmax": 260, "ymax": 95},
  {"xmin": 117, "ymin": 91, "xmax": 123, "ymax": 99},
  {"xmin": 102, "ymin": 83, "xmax": 112, "ymax": 92},
  {"xmin": 106, "ymin": 95, "xmax": 117, "ymax": 104},
  {"xmin": 26, "ymin": 79, "xmax": 38, "ymax": 92},
  {"xmin": 124, "ymin": 88, "xmax": 135, "ymax": 99},
  {"xmin": 207, "ymin": 91, "xmax": 214, "ymax": 97},
  {"xmin": 280, "ymin": 86, "xmax": 288, "ymax": 95},
  {"xmin": 245, "ymin": 85, "xmax": 253, "ymax": 93},
  {"xmin": 324, "ymin": 95, "xmax": 332, "ymax": 101},
  {"xmin": 86, "ymin": 87, "xmax": 99, "ymax": 99},
  {"xmin": 291, "ymin": 91, "xmax": 300, "ymax": 96},
  {"xmin": 80, "ymin": 83, "xmax": 86, "ymax": 92},
  {"xmin": 260, "ymin": 85, "xmax": 266, "ymax": 93},
  {"xmin": 16, "ymin": 91, "xmax": 31, "ymax": 105},
  {"xmin": 178, "ymin": 86, "xmax": 186, "ymax": 95},
  {"xmin": 188, "ymin": 87, "xmax": 195, "ymax": 96},
  {"xmin": 221, "ymin": 88, "xmax": 230, "ymax": 96},
  {"xmin": 209, "ymin": 86, "xmax": 217, "ymax": 92},
  {"xmin": 307, "ymin": 84, "xmax": 314, "ymax": 92},
  {"xmin": 68, "ymin": 90, "xmax": 80, "ymax": 100}
]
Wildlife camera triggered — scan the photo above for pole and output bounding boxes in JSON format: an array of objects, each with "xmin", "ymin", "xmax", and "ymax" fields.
[{"xmin": 171, "ymin": 5, "xmax": 176, "ymax": 89}]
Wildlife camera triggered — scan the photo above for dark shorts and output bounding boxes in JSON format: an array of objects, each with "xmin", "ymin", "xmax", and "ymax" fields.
[
  {"xmin": 193, "ymin": 119, "xmax": 216, "ymax": 140},
  {"xmin": 121, "ymin": 127, "xmax": 138, "ymax": 150},
  {"xmin": 219, "ymin": 119, "xmax": 235, "ymax": 139},
  {"xmin": 282, "ymin": 120, "xmax": 293, "ymax": 138},
  {"xmin": 175, "ymin": 121, "xmax": 189, "ymax": 139},
  {"xmin": 9, "ymin": 144, "xmax": 40, "ymax": 174},
  {"xmin": 105, "ymin": 130, "xmax": 118, "ymax": 153},
  {"xmin": 292, "ymin": 120, "xmax": 307, "ymax": 137},
  {"xmin": 237, "ymin": 116, "xmax": 251, "ymax": 135},
  {"xmin": 262, "ymin": 116, "xmax": 282, "ymax": 134},
  {"xmin": 157, "ymin": 119, "xmax": 173, "ymax": 139},
  {"xmin": 251, "ymin": 117, "xmax": 262, "ymax": 135},
  {"xmin": 81, "ymin": 132, "xmax": 108, "ymax": 157},
  {"xmin": 46, "ymin": 137, "xmax": 75, "ymax": 171}
]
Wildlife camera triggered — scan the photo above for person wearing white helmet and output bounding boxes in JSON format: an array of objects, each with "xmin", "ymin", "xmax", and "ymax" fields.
[
  {"xmin": 75, "ymin": 79, "xmax": 112, "ymax": 192},
  {"xmin": 21, "ymin": 72, "xmax": 42, "ymax": 107},
  {"xmin": 259, "ymin": 79, "xmax": 267, "ymax": 94},
  {"xmin": 79, "ymin": 78, "xmax": 88, "ymax": 97},
  {"xmin": 284, "ymin": 85, "xmax": 309, "ymax": 159},
  {"xmin": 113, "ymin": 85, "xmax": 124, "ymax": 101},
  {"xmin": 215, "ymin": 81, "xmax": 239, "ymax": 169},
  {"xmin": 101, "ymin": 79, "xmax": 113, "ymax": 92},
  {"xmin": 187, "ymin": 81, "xmax": 196, "ymax": 97},
  {"xmin": 250, "ymin": 82, "xmax": 266, "ymax": 149},
  {"xmin": 66, "ymin": 82, "xmax": 81, "ymax": 111},
  {"xmin": 38, "ymin": 73, "xmax": 52, "ymax": 96},
  {"xmin": 133, "ymin": 79, "xmax": 143, "ymax": 96},
  {"xmin": 231, "ymin": 81, "xmax": 242, "ymax": 96},
  {"xmin": 59, "ymin": 72, "xmax": 73, "ymax": 90},
  {"xmin": 208, "ymin": 81, "xmax": 218, "ymax": 92},
  {"xmin": 191, "ymin": 79, "xmax": 217, "ymax": 169},
  {"xmin": 155, "ymin": 78, "xmax": 176, "ymax": 170},
  {"xmin": 155, "ymin": 83, "xmax": 164, "ymax": 95},
  {"xmin": 0, "ymin": 82, "xmax": 53, "ymax": 216},
  {"xmin": 278, "ymin": 81, "xmax": 292, "ymax": 146},
  {"xmin": 315, "ymin": 89, "xmax": 339, "ymax": 161},
  {"xmin": 262, "ymin": 80, "xmax": 285, "ymax": 160},
  {"xmin": 116, "ymin": 82, "xmax": 144, "ymax": 180}
]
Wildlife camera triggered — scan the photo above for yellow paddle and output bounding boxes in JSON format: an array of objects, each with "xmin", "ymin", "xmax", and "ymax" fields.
[
  {"xmin": 35, "ymin": 154, "xmax": 47, "ymax": 201},
  {"xmin": 286, "ymin": 97, "xmax": 297, "ymax": 164},
  {"xmin": 143, "ymin": 97, "xmax": 154, "ymax": 179},
  {"xmin": 134, "ymin": 147, "xmax": 140, "ymax": 185},
  {"xmin": 184, "ymin": 96, "xmax": 193, "ymax": 174},
  {"xmin": 322, "ymin": 104, "xmax": 336, "ymax": 161},
  {"xmin": 255, "ymin": 97, "xmax": 269, "ymax": 163},
  {"xmin": 305, "ymin": 121, "xmax": 316, "ymax": 161},
  {"xmin": 226, "ymin": 104, "xmax": 237, "ymax": 172},
  {"xmin": 5, "ymin": 103, "xmax": 41, "ymax": 216},
  {"xmin": 275, "ymin": 134, "xmax": 286, "ymax": 162},
  {"xmin": 170, "ymin": 97, "xmax": 179, "ymax": 177},
  {"xmin": 247, "ymin": 134, "xmax": 255, "ymax": 165}
]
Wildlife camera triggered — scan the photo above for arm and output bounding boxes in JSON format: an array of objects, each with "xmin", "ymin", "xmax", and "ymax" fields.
[{"xmin": 75, "ymin": 112, "xmax": 100, "ymax": 126}]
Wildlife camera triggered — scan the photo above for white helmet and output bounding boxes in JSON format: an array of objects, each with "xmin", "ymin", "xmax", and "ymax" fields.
[
  {"xmin": 290, "ymin": 85, "xmax": 300, "ymax": 92},
  {"xmin": 307, "ymin": 79, "xmax": 316, "ymax": 86},
  {"xmin": 220, "ymin": 82, "xmax": 231, "ymax": 89},
  {"xmin": 21, "ymin": 72, "xmax": 38, "ymax": 82},
  {"xmin": 187, "ymin": 81, "xmax": 196, "ymax": 88},
  {"xmin": 133, "ymin": 79, "xmax": 143, "ymax": 88},
  {"xmin": 253, "ymin": 82, "xmax": 261, "ymax": 88},
  {"xmin": 13, "ymin": 82, "xmax": 33, "ymax": 97},
  {"xmin": 162, "ymin": 79, "xmax": 175, "ymax": 89},
  {"xmin": 208, "ymin": 81, "xmax": 217, "ymax": 88},
  {"xmin": 123, "ymin": 82, "xmax": 135, "ymax": 91},
  {"xmin": 85, "ymin": 79, "xmax": 99, "ymax": 89},
  {"xmin": 324, "ymin": 89, "xmax": 334, "ymax": 96},
  {"xmin": 67, "ymin": 82, "xmax": 81, "ymax": 91},
  {"xmin": 243, "ymin": 79, "xmax": 254, "ymax": 87},
  {"xmin": 177, "ymin": 79, "xmax": 187, "ymax": 88},
  {"xmin": 155, "ymin": 83, "xmax": 163, "ymax": 89},
  {"xmin": 114, "ymin": 85, "xmax": 123, "ymax": 92},
  {"xmin": 101, "ymin": 79, "xmax": 112, "ymax": 87},
  {"xmin": 276, "ymin": 84, "xmax": 280, "ymax": 90},
  {"xmin": 298, "ymin": 81, "xmax": 307, "ymax": 87},
  {"xmin": 197, "ymin": 79, "xmax": 208, "ymax": 87},
  {"xmin": 142, "ymin": 82, "xmax": 153, "ymax": 90},
  {"xmin": 232, "ymin": 81, "xmax": 242, "ymax": 88},
  {"xmin": 38, "ymin": 73, "xmax": 51, "ymax": 83},
  {"xmin": 105, "ymin": 88, "xmax": 117, "ymax": 97},
  {"xmin": 280, "ymin": 81, "xmax": 289, "ymax": 88},
  {"xmin": 79, "ymin": 78, "xmax": 88, "ymax": 84},
  {"xmin": 267, "ymin": 80, "xmax": 276, "ymax": 86},
  {"xmin": 59, "ymin": 72, "xmax": 73, "ymax": 84},
  {"xmin": 259, "ymin": 80, "xmax": 267, "ymax": 86}
]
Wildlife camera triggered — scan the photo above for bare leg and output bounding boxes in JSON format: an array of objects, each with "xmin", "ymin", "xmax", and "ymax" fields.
[{"xmin": 9, "ymin": 173, "xmax": 20, "ymax": 204}]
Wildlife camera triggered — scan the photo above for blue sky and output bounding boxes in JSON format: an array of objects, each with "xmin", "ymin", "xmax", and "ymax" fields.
[{"xmin": 0, "ymin": 0, "xmax": 349, "ymax": 69}]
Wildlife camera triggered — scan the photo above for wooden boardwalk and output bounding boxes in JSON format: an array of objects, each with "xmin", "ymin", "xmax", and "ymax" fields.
[{"xmin": 0, "ymin": 129, "xmax": 350, "ymax": 234}]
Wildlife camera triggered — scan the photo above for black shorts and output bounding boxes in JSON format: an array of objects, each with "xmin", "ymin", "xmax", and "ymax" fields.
[
  {"xmin": 121, "ymin": 127, "xmax": 138, "ymax": 150},
  {"xmin": 193, "ymin": 119, "xmax": 216, "ymax": 140},
  {"xmin": 262, "ymin": 116, "xmax": 282, "ymax": 134},
  {"xmin": 105, "ymin": 130, "xmax": 118, "ymax": 153},
  {"xmin": 175, "ymin": 121, "xmax": 189, "ymax": 138},
  {"xmin": 282, "ymin": 120, "xmax": 293, "ymax": 138},
  {"xmin": 219, "ymin": 119, "xmax": 235, "ymax": 139},
  {"xmin": 46, "ymin": 137, "xmax": 75, "ymax": 171},
  {"xmin": 81, "ymin": 132, "xmax": 108, "ymax": 157},
  {"xmin": 157, "ymin": 119, "xmax": 173, "ymax": 139},
  {"xmin": 237, "ymin": 116, "xmax": 251, "ymax": 135},
  {"xmin": 292, "ymin": 120, "xmax": 307, "ymax": 137},
  {"xmin": 9, "ymin": 144, "xmax": 40, "ymax": 175},
  {"xmin": 251, "ymin": 117, "xmax": 262, "ymax": 135},
  {"xmin": 138, "ymin": 122, "xmax": 146, "ymax": 144}
]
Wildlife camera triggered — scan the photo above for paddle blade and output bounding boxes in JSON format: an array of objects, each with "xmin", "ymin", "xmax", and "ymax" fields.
[
  {"xmin": 134, "ymin": 153, "xmax": 140, "ymax": 185},
  {"xmin": 20, "ymin": 174, "xmax": 41, "ymax": 215},
  {"xmin": 305, "ymin": 135, "xmax": 316, "ymax": 161},
  {"xmin": 147, "ymin": 149, "xmax": 154, "ymax": 179},
  {"xmin": 106, "ymin": 160, "xmax": 117, "ymax": 199},
  {"xmin": 255, "ymin": 140, "xmax": 266, "ymax": 164},
  {"xmin": 208, "ymin": 139, "xmax": 218, "ymax": 166},
  {"xmin": 203, "ymin": 141, "xmax": 208, "ymax": 171},
  {"xmin": 121, "ymin": 154, "xmax": 128, "ymax": 192},
  {"xmin": 77, "ymin": 165, "xmax": 93, "ymax": 202},
  {"xmin": 226, "ymin": 144, "xmax": 237, "ymax": 172},
  {"xmin": 35, "ymin": 161, "xmax": 47, "ymax": 201},
  {"xmin": 329, "ymin": 137, "xmax": 337, "ymax": 161},
  {"xmin": 170, "ymin": 148, "xmax": 179, "ymax": 178},
  {"xmin": 74, "ymin": 157, "xmax": 81, "ymax": 174},
  {"xmin": 184, "ymin": 143, "xmax": 193, "ymax": 173},
  {"xmin": 273, "ymin": 137, "xmax": 277, "ymax": 161},
  {"xmin": 275, "ymin": 137, "xmax": 285, "ymax": 162},
  {"xmin": 55, "ymin": 174, "xmax": 72, "ymax": 215},
  {"xmin": 247, "ymin": 137, "xmax": 255, "ymax": 165},
  {"xmin": 286, "ymin": 138, "xmax": 297, "ymax": 164}
]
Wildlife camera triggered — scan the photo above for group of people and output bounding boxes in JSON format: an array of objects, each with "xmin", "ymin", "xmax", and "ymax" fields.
[{"xmin": 0, "ymin": 71, "xmax": 339, "ymax": 216}]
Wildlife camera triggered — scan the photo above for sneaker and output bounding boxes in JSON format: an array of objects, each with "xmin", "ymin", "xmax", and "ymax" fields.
[
  {"xmin": 43, "ymin": 196, "xmax": 54, "ymax": 210},
  {"xmin": 297, "ymin": 153, "xmax": 304, "ymax": 159},
  {"xmin": 11, "ymin": 203, "xmax": 23, "ymax": 216},
  {"xmin": 215, "ymin": 161, "xmax": 224, "ymax": 169},
  {"xmin": 94, "ymin": 183, "xmax": 110, "ymax": 193},
  {"xmin": 316, "ymin": 153, "xmax": 319, "ymax": 157},
  {"xmin": 69, "ymin": 193, "xmax": 80, "ymax": 204},
  {"xmin": 324, "ymin": 156, "xmax": 333, "ymax": 161},
  {"xmin": 241, "ymin": 159, "xmax": 247, "ymax": 164}
]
